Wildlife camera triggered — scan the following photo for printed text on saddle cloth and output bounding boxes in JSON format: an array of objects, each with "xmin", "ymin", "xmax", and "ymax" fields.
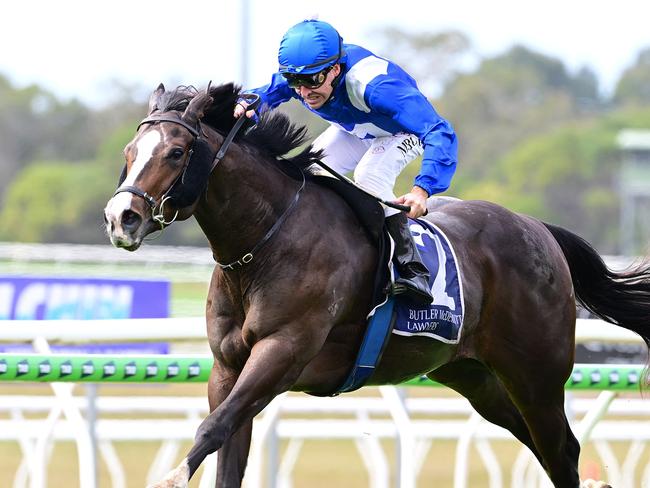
[{"xmin": 393, "ymin": 220, "xmax": 465, "ymax": 343}]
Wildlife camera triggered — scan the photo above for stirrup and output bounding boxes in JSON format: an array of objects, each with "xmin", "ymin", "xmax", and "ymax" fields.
[
  {"xmin": 391, "ymin": 283, "xmax": 409, "ymax": 295},
  {"xmin": 390, "ymin": 281, "xmax": 433, "ymax": 306}
]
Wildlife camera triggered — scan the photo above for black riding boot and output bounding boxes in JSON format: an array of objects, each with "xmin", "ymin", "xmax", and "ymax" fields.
[{"xmin": 385, "ymin": 213, "xmax": 433, "ymax": 306}]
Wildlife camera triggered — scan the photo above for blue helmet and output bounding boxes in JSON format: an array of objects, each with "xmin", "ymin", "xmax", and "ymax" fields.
[{"xmin": 278, "ymin": 20, "xmax": 344, "ymax": 74}]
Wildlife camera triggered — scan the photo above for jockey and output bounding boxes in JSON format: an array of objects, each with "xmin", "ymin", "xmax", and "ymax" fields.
[{"xmin": 234, "ymin": 19, "xmax": 458, "ymax": 306}]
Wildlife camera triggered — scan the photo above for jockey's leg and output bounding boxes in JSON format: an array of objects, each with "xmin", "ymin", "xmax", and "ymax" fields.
[
  {"xmin": 310, "ymin": 125, "xmax": 369, "ymax": 176},
  {"xmin": 385, "ymin": 212, "xmax": 432, "ymax": 305},
  {"xmin": 354, "ymin": 134, "xmax": 432, "ymax": 305}
]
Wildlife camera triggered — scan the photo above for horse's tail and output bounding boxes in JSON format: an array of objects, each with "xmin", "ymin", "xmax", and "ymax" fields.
[{"xmin": 543, "ymin": 222, "xmax": 650, "ymax": 352}]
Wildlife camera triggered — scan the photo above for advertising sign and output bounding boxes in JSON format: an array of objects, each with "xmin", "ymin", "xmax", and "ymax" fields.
[
  {"xmin": 0, "ymin": 276, "xmax": 169, "ymax": 320},
  {"xmin": 0, "ymin": 276, "xmax": 171, "ymax": 354}
]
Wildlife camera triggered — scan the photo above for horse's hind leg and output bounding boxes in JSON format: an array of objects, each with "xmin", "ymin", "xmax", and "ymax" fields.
[
  {"xmin": 429, "ymin": 359, "xmax": 580, "ymax": 488},
  {"xmin": 513, "ymin": 394, "xmax": 581, "ymax": 487},
  {"xmin": 491, "ymin": 362, "xmax": 581, "ymax": 487},
  {"xmin": 428, "ymin": 359, "xmax": 544, "ymax": 464}
]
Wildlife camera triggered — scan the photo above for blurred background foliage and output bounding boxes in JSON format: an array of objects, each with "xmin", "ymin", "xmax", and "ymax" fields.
[{"xmin": 1, "ymin": 29, "xmax": 650, "ymax": 253}]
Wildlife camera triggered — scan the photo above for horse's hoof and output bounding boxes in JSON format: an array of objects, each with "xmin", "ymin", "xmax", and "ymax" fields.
[{"xmin": 581, "ymin": 479, "xmax": 612, "ymax": 488}]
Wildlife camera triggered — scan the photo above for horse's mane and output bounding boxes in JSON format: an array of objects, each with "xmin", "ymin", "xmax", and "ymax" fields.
[{"xmin": 155, "ymin": 83, "xmax": 321, "ymax": 174}]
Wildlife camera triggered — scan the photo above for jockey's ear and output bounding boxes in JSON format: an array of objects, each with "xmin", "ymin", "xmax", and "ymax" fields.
[{"xmin": 148, "ymin": 83, "xmax": 165, "ymax": 114}]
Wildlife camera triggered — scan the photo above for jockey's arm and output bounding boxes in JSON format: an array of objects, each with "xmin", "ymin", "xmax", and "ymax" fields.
[
  {"xmin": 367, "ymin": 79, "xmax": 458, "ymax": 198},
  {"xmin": 233, "ymin": 73, "xmax": 296, "ymax": 118}
]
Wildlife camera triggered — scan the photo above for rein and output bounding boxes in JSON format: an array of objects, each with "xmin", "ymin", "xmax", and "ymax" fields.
[{"xmin": 215, "ymin": 164, "xmax": 306, "ymax": 271}]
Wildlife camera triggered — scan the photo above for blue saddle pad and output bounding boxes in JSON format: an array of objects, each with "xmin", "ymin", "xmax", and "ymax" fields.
[{"xmin": 392, "ymin": 219, "xmax": 465, "ymax": 343}]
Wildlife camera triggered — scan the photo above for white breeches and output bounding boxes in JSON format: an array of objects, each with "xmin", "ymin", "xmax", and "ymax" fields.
[{"xmin": 311, "ymin": 126, "xmax": 423, "ymax": 216}]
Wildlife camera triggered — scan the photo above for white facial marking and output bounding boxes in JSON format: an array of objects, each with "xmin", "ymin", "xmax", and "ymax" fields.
[
  {"xmin": 105, "ymin": 192, "xmax": 134, "ymax": 223},
  {"xmin": 124, "ymin": 130, "xmax": 162, "ymax": 186},
  {"xmin": 104, "ymin": 129, "xmax": 161, "ymax": 237}
]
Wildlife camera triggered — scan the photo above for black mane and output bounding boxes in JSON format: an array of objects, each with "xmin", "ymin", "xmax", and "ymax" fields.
[{"xmin": 156, "ymin": 83, "xmax": 321, "ymax": 172}]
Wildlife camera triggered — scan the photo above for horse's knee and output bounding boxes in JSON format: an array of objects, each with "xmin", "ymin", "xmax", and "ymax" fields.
[{"xmin": 565, "ymin": 426, "xmax": 580, "ymax": 459}]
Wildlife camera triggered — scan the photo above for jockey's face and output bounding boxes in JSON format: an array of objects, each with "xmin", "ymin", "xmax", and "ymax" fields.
[{"xmin": 293, "ymin": 64, "xmax": 341, "ymax": 110}]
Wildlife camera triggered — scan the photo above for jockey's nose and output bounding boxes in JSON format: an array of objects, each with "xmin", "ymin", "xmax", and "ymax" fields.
[{"xmin": 298, "ymin": 85, "xmax": 314, "ymax": 97}]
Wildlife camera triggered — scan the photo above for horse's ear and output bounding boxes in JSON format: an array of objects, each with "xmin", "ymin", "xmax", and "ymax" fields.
[
  {"xmin": 182, "ymin": 89, "xmax": 213, "ymax": 126},
  {"xmin": 148, "ymin": 83, "xmax": 166, "ymax": 114}
]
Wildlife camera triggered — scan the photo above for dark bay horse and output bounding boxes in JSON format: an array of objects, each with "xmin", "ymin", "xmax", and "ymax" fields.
[{"xmin": 104, "ymin": 83, "xmax": 650, "ymax": 488}]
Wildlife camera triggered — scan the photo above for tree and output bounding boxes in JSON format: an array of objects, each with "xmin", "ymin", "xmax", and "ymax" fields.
[
  {"xmin": 370, "ymin": 28, "xmax": 472, "ymax": 99},
  {"xmin": 614, "ymin": 47, "xmax": 650, "ymax": 107},
  {"xmin": 455, "ymin": 107, "xmax": 650, "ymax": 253},
  {"xmin": 435, "ymin": 45, "xmax": 602, "ymax": 192},
  {"xmin": 0, "ymin": 73, "xmax": 145, "ymax": 204},
  {"xmin": 0, "ymin": 161, "xmax": 107, "ymax": 243}
]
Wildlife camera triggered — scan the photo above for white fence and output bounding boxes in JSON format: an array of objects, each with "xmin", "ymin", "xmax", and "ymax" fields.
[{"xmin": 0, "ymin": 318, "xmax": 648, "ymax": 488}]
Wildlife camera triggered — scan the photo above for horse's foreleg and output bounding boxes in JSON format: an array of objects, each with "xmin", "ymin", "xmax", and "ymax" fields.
[
  {"xmin": 150, "ymin": 333, "xmax": 312, "ymax": 488},
  {"xmin": 207, "ymin": 365, "xmax": 253, "ymax": 488},
  {"xmin": 214, "ymin": 420, "xmax": 252, "ymax": 487},
  {"xmin": 146, "ymin": 364, "xmax": 247, "ymax": 488}
]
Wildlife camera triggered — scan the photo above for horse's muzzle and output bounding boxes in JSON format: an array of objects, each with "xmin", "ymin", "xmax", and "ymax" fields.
[{"xmin": 104, "ymin": 196, "xmax": 147, "ymax": 251}]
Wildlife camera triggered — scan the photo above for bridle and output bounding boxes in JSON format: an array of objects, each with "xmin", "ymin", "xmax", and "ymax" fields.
[
  {"xmin": 114, "ymin": 115, "xmax": 202, "ymax": 227},
  {"xmin": 113, "ymin": 92, "xmax": 307, "ymax": 270},
  {"xmin": 113, "ymin": 93, "xmax": 261, "ymax": 228}
]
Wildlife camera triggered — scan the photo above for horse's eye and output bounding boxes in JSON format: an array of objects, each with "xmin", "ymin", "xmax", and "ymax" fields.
[{"xmin": 168, "ymin": 148, "xmax": 184, "ymax": 160}]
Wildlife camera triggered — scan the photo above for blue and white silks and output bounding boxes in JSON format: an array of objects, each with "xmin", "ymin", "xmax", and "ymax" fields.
[{"xmin": 247, "ymin": 44, "xmax": 458, "ymax": 197}]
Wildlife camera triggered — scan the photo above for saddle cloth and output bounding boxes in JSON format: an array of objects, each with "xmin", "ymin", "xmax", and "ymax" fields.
[
  {"xmin": 391, "ymin": 218, "xmax": 465, "ymax": 343},
  {"xmin": 332, "ymin": 217, "xmax": 465, "ymax": 395}
]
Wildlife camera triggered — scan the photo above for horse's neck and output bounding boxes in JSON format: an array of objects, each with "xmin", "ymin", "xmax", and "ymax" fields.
[{"xmin": 194, "ymin": 144, "xmax": 298, "ymax": 266}]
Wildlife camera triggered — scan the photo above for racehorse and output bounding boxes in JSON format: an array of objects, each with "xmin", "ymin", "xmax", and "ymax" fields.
[{"xmin": 104, "ymin": 82, "xmax": 650, "ymax": 488}]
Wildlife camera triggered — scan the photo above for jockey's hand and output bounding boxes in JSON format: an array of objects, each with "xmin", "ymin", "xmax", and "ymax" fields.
[
  {"xmin": 233, "ymin": 100, "xmax": 256, "ymax": 119},
  {"xmin": 394, "ymin": 186, "xmax": 429, "ymax": 219}
]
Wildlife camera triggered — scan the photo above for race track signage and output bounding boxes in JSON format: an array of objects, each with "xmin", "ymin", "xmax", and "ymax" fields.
[{"xmin": 0, "ymin": 276, "xmax": 169, "ymax": 320}]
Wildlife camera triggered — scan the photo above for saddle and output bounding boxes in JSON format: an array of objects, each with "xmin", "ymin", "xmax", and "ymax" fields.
[
  {"xmin": 312, "ymin": 175, "xmax": 465, "ymax": 396},
  {"xmin": 312, "ymin": 175, "xmax": 390, "ymax": 306}
]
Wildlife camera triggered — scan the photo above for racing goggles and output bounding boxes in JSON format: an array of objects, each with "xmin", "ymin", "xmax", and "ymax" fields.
[{"xmin": 283, "ymin": 66, "xmax": 333, "ymax": 89}]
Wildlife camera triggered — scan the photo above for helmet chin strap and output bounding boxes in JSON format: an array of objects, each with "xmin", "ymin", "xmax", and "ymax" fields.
[
  {"xmin": 330, "ymin": 64, "xmax": 344, "ymax": 87},
  {"xmin": 324, "ymin": 63, "xmax": 345, "ymax": 104}
]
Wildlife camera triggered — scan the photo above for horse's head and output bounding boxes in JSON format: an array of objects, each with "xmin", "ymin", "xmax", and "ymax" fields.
[{"xmin": 104, "ymin": 83, "xmax": 215, "ymax": 251}]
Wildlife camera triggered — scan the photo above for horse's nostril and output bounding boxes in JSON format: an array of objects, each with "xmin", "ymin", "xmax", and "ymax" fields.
[{"xmin": 121, "ymin": 210, "xmax": 142, "ymax": 231}]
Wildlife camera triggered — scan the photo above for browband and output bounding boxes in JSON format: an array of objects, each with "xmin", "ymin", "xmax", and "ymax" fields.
[{"xmin": 137, "ymin": 115, "xmax": 200, "ymax": 137}]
